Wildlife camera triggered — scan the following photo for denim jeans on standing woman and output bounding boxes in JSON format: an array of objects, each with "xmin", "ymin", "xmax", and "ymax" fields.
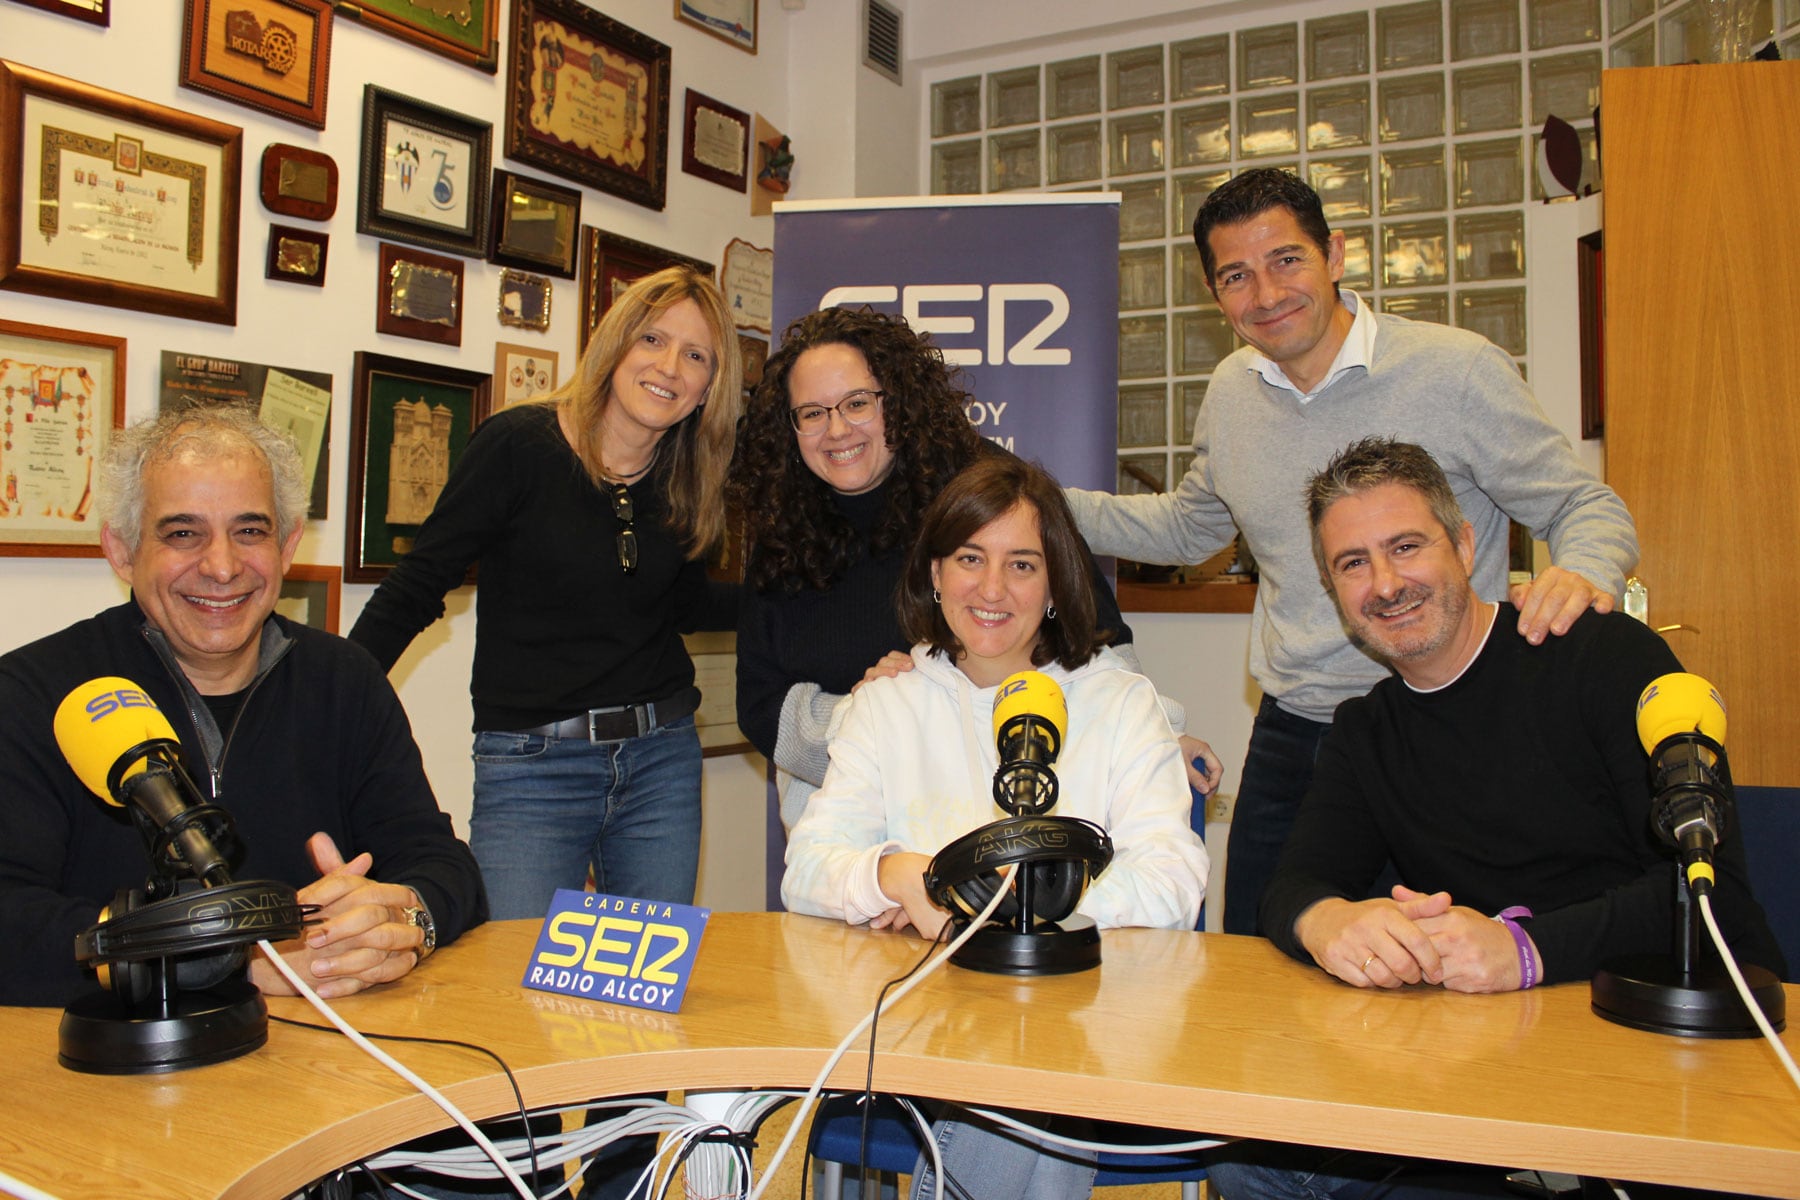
[{"xmin": 469, "ymin": 715, "xmax": 703, "ymax": 919}]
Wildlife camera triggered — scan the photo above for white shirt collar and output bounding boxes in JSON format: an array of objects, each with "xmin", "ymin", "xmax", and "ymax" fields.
[
  {"xmin": 1404, "ymin": 601, "xmax": 1500, "ymax": 694},
  {"xmin": 1247, "ymin": 288, "xmax": 1377, "ymax": 403}
]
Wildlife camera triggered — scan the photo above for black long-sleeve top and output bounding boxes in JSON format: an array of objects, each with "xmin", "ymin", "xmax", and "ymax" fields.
[
  {"xmin": 349, "ymin": 403, "xmax": 737, "ymax": 731},
  {"xmin": 0, "ymin": 601, "xmax": 488, "ymax": 1007},
  {"xmin": 736, "ymin": 447, "xmax": 1139, "ymax": 772},
  {"xmin": 1262, "ymin": 604, "xmax": 1783, "ymax": 985}
]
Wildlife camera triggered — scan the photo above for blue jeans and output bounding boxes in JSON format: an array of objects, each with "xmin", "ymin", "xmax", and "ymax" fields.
[
  {"xmin": 469, "ymin": 716, "xmax": 703, "ymax": 919},
  {"xmin": 910, "ymin": 1112, "xmax": 1096, "ymax": 1200},
  {"xmin": 1205, "ymin": 1144, "xmax": 1518, "ymax": 1200},
  {"xmin": 1223, "ymin": 696, "xmax": 1333, "ymax": 935}
]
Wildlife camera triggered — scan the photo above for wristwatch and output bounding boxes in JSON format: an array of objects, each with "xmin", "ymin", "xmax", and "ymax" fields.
[{"xmin": 401, "ymin": 892, "xmax": 438, "ymax": 960}]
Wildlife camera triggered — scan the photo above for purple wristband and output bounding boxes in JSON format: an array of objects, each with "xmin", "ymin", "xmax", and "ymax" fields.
[{"xmin": 1495, "ymin": 905, "xmax": 1537, "ymax": 990}]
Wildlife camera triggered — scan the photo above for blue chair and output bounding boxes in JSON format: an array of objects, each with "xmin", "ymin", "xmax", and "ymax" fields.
[
  {"xmin": 809, "ymin": 1093, "xmax": 1211, "ymax": 1199},
  {"xmin": 1734, "ymin": 785, "xmax": 1800, "ymax": 982},
  {"xmin": 809, "ymin": 779, "xmax": 1215, "ymax": 1200}
]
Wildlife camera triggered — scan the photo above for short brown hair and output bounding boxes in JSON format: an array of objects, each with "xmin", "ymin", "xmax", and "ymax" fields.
[
  {"xmin": 1305, "ymin": 437, "xmax": 1466, "ymax": 584},
  {"xmin": 896, "ymin": 455, "xmax": 1108, "ymax": 672}
]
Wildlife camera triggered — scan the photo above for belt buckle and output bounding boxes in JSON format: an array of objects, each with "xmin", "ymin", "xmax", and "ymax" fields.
[{"xmin": 585, "ymin": 704, "xmax": 651, "ymax": 741}]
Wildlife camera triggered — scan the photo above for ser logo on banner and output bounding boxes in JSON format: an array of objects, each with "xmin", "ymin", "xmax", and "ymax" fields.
[
  {"xmin": 522, "ymin": 889, "xmax": 710, "ymax": 1013},
  {"xmin": 819, "ymin": 283, "xmax": 1071, "ymax": 366}
]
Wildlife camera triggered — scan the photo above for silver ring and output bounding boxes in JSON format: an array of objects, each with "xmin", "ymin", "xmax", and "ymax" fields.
[{"xmin": 1361, "ymin": 954, "xmax": 1377, "ymax": 973}]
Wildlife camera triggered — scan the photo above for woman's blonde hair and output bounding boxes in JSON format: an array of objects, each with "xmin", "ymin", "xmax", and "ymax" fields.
[{"xmin": 550, "ymin": 264, "xmax": 742, "ymax": 554}]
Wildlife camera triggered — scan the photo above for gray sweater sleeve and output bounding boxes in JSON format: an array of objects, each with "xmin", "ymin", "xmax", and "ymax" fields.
[
  {"xmin": 1064, "ymin": 431, "xmax": 1240, "ymax": 567},
  {"xmin": 1454, "ymin": 341, "xmax": 1639, "ymax": 596},
  {"xmin": 774, "ymin": 682, "xmax": 841, "ymax": 789}
]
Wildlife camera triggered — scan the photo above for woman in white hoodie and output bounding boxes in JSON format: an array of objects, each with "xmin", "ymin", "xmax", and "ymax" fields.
[{"xmin": 783, "ymin": 454, "xmax": 1208, "ymax": 1199}]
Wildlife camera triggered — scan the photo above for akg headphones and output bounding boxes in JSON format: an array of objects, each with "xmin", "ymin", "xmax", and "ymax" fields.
[
  {"xmin": 78, "ymin": 880, "xmax": 311, "ymax": 1006},
  {"xmin": 924, "ymin": 815, "xmax": 1113, "ymax": 928}
]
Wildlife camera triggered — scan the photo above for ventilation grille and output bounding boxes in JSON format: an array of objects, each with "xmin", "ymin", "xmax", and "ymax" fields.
[{"xmin": 863, "ymin": 0, "xmax": 902, "ymax": 84}]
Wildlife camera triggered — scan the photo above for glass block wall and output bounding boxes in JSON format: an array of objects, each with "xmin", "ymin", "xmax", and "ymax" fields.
[{"xmin": 925, "ymin": 0, "xmax": 1786, "ymax": 525}]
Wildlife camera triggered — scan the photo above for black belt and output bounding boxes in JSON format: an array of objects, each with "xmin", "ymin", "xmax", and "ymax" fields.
[{"xmin": 516, "ymin": 687, "xmax": 701, "ymax": 742}]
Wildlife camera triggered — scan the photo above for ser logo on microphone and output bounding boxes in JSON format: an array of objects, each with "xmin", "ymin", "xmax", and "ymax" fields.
[{"xmin": 82, "ymin": 687, "xmax": 159, "ymax": 721}]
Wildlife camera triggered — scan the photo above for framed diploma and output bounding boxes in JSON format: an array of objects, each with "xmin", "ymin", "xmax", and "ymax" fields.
[
  {"xmin": 578, "ymin": 227, "xmax": 713, "ymax": 359},
  {"xmin": 5, "ymin": 0, "xmax": 108, "ymax": 24},
  {"xmin": 179, "ymin": 0, "xmax": 333, "ymax": 130},
  {"xmin": 0, "ymin": 318, "xmax": 125, "ymax": 557},
  {"xmin": 329, "ymin": 0, "xmax": 497, "ymax": 73},
  {"xmin": 494, "ymin": 341, "xmax": 557, "ymax": 408},
  {"xmin": 377, "ymin": 242, "xmax": 464, "ymax": 347},
  {"xmin": 276, "ymin": 563, "xmax": 341, "ymax": 633},
  {"xmin": 720, "ymin": 237, "xmax": 772, "ymax": 333},
  {"xmin": 0, "ymin": 60, "xmax": 242, "ymax": 326},
  {"xmin": 357, "ymin": 85, "xmax": 491, "ymax": 258},
  {"xmin": 681, "ymin": 90, "xmax": 748, "ymax": 193},
  {"xmin": 346, "ymin": 351, "xmax": 491, "ymax": 583},
  {"xmin": 504, "ymin": 0, "xmax": 671, "ymax": 212},
  {"xmin": 674, "ymin": 0, "xmax": 756, "ymax": 55},
  {"xmin": 487, "ymin": 168, "xmax": 580, "ymax": 279}
]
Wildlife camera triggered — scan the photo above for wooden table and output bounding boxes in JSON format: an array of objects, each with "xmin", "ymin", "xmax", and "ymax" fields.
[{"xmin": 2, "ymin": 914, "xmax": 1796, "ymax": 1199}]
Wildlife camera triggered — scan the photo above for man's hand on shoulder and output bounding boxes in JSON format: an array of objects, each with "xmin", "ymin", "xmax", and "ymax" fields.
[
  {"xmin": 1510, "ymin": 566, "xmax": 1614, "ymax": 646},
  {"xmin": 1293, "ymin": 889, "xmax": 1450, "ymax": 988},
  {"xmin": 248, "ymin": 832, "xmax": 430, "ymax": 999}
]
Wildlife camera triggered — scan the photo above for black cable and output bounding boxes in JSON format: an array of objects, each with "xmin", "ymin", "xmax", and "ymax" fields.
[
  {"xmin": 268, "ymin": 1014, "xmax": 541, "ymax": 1196},
  {"xmin": 849, "ymin": 923, "xmax": 954, "ymax": 1195}
]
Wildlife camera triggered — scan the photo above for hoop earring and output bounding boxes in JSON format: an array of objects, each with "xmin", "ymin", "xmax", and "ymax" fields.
[
  {"xmin": 933, "ymin": 589, "xmax": 942, "ymax": 604},
  {"xmin": 1045, "ymin": 604, "xmax": 1057, "ymax": 620}
]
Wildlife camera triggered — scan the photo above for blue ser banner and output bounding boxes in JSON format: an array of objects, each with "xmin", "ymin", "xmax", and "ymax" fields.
[{"xmin": 771, "ymin": 195, "xmax": 1119, "ymax": 493}]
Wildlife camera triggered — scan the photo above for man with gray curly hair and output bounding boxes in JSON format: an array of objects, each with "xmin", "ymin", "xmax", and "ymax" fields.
[{"xmin": 0, "ymin": 405, "xmax": 486, "ymax": 1007}]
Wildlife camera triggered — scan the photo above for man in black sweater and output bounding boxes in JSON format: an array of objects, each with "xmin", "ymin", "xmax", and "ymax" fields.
[
  {"xmin": 0, "ymin": 406, "xmax": 485, "ymax": 1007},
  {"xmin": 1206, "ymin": 437, "xmax": 1781, "ymax": 1200}
]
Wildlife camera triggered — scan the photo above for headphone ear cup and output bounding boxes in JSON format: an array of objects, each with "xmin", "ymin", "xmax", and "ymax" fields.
[
  {"xmin": 99, "ymin": 887, "xmax": 150, "ymax": 1006},
  {"xmin": 925, "ymin": 816, "xmax": 1113, "ymax": 927}
]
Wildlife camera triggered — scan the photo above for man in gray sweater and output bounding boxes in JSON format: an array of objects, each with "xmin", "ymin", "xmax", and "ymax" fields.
[{"xmin": 1066, "ymin": 169, "xmax": 1638, "ymax": 935}]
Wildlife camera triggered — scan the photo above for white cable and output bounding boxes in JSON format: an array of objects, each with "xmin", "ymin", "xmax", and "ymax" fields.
[
  {"xmin": 1697, "ymin": 893, "xmax": 1800, "ymax": 1093},
  {"xmin": 966, "ymin": 1106, "xmax": 1229, "ymax": 1156},
  {"xmin": 744, "ymin": 864, "xmax": 1020, "ymax": 1200},
  {"xmin": 0, "ymin": 1168, "xmax": 64, "ymax": 1200},
  {"xmin": 255, "ymin": 940, "xmax": 536, "ymax": 1198}
]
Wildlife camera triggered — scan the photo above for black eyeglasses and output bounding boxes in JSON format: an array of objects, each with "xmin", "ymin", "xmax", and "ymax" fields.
[{"xmin": 611, "ymin": 483, "xmax": 638, "ymax": 574}]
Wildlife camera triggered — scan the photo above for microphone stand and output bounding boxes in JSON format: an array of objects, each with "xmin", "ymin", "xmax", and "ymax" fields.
[
  {"xmin": 1590, "ymin": 862, "xmax": 1786, "ymax": 1038},
  {"xmin": 945, "ymin": 761, "xmax": 1105, "ymax": 977}
]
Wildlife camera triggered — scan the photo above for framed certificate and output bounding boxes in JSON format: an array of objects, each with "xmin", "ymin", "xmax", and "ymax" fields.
[
  {"xmin": 0, "ymin": 318, "xmax": 125, "ymax": 557},
  {"xmin": 674, "ymin": 0, "xmax": 756, "ymax": 55},
  {"xmin": 0, "ymin": 60, "xmax": 242, "ymax": 325},
  {"xmin": 329, "ymin": 0, "xmax": 497, "ymax": 73},
  {"xmin": 504, "ymin": 0, "xmax": 671, "ymax": 211},
  {"xmin": 357, "ymin": 85, "xmax": 491, "ymax": 258},
  {"xmin": 6, "ymin": 0, "xmax": 109, "ymax": 24},
  {"xmin": 578, "ymin": 227, "xmax": 712, "ymax": 359}
]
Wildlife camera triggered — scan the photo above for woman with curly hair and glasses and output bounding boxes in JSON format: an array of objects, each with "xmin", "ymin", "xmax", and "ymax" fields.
[
  {"xmin": 350, "ymin": 266, "xmax": 741, "ymax": 922},
  {"xmin": 729, "ymin": 306, "xmax": 1218, "ymax": 832}
]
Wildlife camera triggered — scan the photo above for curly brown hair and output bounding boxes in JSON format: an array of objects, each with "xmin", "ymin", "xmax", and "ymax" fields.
[{"xmin": 729, "ymin": 307, "xmax": 982, "ymax": 593}]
